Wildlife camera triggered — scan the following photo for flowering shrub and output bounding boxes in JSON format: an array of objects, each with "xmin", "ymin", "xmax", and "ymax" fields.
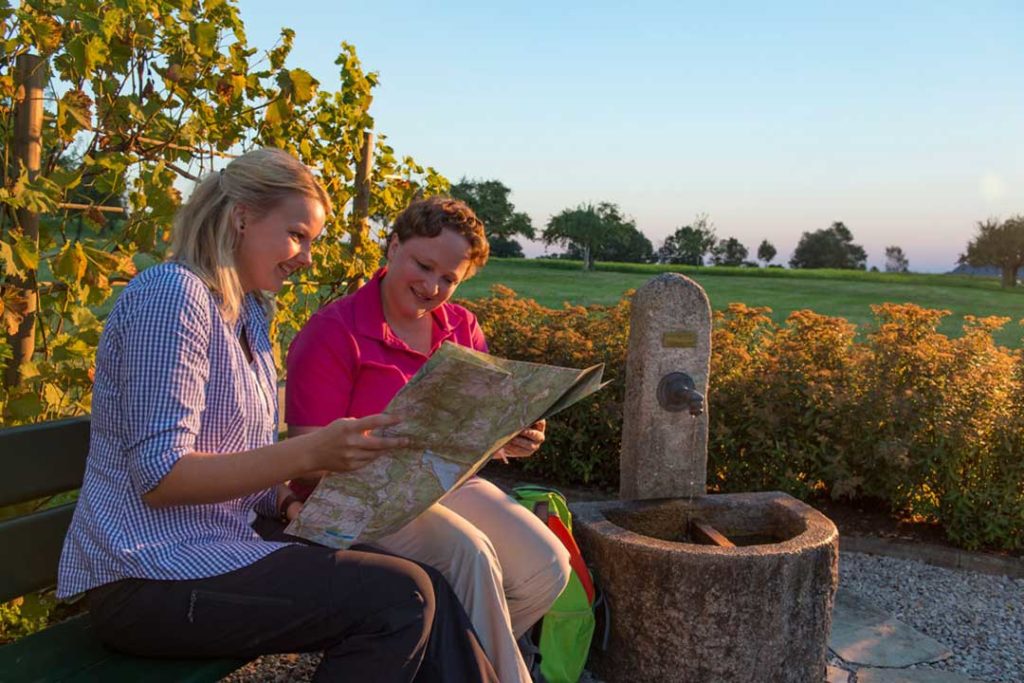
[
  {"xmin": 465, "ymin": 289, "xmax": 1024, "ymax": 552},
  {"xmin": 463, "ymin": 285, "xmax": 629, "ymax": 488},
  {"xmin": 708, "ymin": 305, "xmax": 862, "ymax": 500}
]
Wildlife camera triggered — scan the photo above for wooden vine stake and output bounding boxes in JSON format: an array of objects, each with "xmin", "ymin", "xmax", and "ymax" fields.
[
  {"xmin": 347, "ymin": 130, "xmax": 374, "ymax": 294},
  {"xmin": 4, "ymin": 53, "xmax": 45, "ymax": 390}
]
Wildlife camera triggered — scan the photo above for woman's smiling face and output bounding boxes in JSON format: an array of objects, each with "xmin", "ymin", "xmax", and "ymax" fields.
[
  {"xmin": 381, "ymin": 228, "xmax": 474, "ymax": 321},
  {"xmin": 234, "ymin": 193, "xmax": 326, "ymax": 293}
]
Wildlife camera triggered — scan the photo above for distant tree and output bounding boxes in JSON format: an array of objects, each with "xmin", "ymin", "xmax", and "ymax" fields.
[
  {"xmin": 486, "ymin": 235, "xmax": 524, "ymax": 258},
  {"xmin": 544, "ymin": 205, "xmax": 603, "ymax": 270},
  {"xmin": 757, "ymin": 239, "xmax": 777, "ymax": 266},
  {"xmin": 450, "ymin": 179, "xmax": 534, "ymax": 258},
  {"xmin": 884, "ymin": 246, "xmax": 910, "ymax": 273},
  {"xmin": 789, "ymin": 221, "xmax": 867, "ymax": 269},
  {"xmin": 958, "ymin": 215, "xmax": 1024, "ymax": 288},
  {"xmin": 710, "ymin": 237, "xmax": 748, "ymax": 266},
  {"xmin": 544, "ymin": 202, "xmax": 646, "ymax": 270},
  {"xmin": 598, "ymin": 220, "xmax": 654, "ymax": 263},
  {"xmin": 657, "ymin": 213, "xmax": 716, "ymax": 265}
]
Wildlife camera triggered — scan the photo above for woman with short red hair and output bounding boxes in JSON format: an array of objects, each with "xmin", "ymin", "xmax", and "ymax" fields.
[{"xmin": 287, "ymin": 196, "xmax": 571, "ymax": 683}]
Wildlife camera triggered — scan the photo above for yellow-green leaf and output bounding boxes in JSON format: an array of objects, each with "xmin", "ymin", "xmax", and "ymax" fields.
[
  {"xmin": 54, "ymin": 242, "xmax": 88, "ymax": 283},
  {"xmin": 50, "ymin": 162, "xmax": 84, "ymax": 190},
  {"xmin": 6, "ymin": 392, "xmax": 43, "ymax": 420},
  {"xmin": 265, "ymin": 98, "xmax": 290, "ymax": 126},
  {"xmin": 2, "ymin": 303, "xmax": 22, "ymax": 335},
  {"xmin": 288, "ymin": 68, "xmax": 317, "ymax": 104},
  {"xmin": 99, "ymin": 6, "xmax": 125, "ymax": 41},
  {"xmin": 25, "ymin": 12, "xmax": 61, "ymax": 54},
  {"xmin": 85, "ymin": 36, "xmax": 110, "ymax": 72},
  {"xmin": 81, "ymin": 245, "xmax": 120, "ymax": 272},
  {"xmin": 0, "ymin": 240, "xmax": 17, "ymax": 277},
  {"xmin": 231, "ymin": 72, "xmax": 247, "ymax": 97},
  {"xmin": 57, "ymin": 89, "xmax": 93, "ymax": 140},
  {"xmin": 13, "ymin": 233, "xmax": 39, "ymax": 270},
  {"xmin": 193, "ymin": 22, "xmax": 218, "ymax": 58},
  {"xmin": 42, "ymin": 382, "xmax": 63, "ymax": 410}
]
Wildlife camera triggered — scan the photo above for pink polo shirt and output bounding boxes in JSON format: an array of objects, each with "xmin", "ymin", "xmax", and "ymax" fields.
[{"xmin": 285, "ymin": 267, "xmax": 488, "ymax": 428}]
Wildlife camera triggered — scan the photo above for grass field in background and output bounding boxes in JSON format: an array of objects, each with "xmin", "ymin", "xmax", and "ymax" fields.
[{"xmin": 455, "ymin": 259, "xmax": 1024, "ymax": 349}]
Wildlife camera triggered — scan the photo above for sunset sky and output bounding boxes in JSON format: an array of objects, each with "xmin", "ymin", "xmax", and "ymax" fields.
[{"xmin": 239, "ymin": 1, "xmax": 1023, "ymax": 272}]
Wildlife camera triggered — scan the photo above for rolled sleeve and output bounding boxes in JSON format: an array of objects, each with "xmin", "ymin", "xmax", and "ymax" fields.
[
  {"xmin": 119, "ymin": 272, "xmax": 212, "ymax": 495},
  {"xmin": 253, "ymin": 487, "xmax": 279, "ymax": 517}
]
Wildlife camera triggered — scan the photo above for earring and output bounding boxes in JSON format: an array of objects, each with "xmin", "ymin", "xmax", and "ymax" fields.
[{"xmin": 239, "ymin": 216, "xmax": 246, "ymax": 233}]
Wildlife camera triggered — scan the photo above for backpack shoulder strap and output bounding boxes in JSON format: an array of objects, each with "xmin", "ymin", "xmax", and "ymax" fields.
[{"xmin": 545, "ymin": 515, "xmax": 596, "ymax": 604}]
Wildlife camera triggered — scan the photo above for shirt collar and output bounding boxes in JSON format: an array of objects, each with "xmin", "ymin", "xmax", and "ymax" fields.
[{"xmin": 353, "ymin": 268, "xmax": 390, "ymax": 341}]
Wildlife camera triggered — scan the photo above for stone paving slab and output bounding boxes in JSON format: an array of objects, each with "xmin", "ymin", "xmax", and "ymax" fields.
[
  {"xmin": 856, "ymin": 667, "xmax": 978, "ymax": 682},
  {"xmin": 830, "ymin": 590, "xmax": 952, "ymax": 668},
  {"xmin": 826, "ymin": 664, "xmax": 850, "ymax": 682}
]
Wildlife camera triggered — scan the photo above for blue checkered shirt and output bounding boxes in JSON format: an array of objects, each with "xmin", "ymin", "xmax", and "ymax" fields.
[{"xmin": 57, "ymin": 263, "xmax": 287, "ymax": 599}]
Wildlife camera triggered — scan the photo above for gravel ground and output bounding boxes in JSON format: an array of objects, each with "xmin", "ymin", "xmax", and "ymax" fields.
[
  {"xmin": 224, "ymin": 551, "xmax": 1022, "ymax": 683},
  {"xmin": 222, "ymin": 653, "xmax": 316, "ymax": 682},
  {"xmin": 223, "ymin": 653, "xmax": 606, "ymax": 682},
  {"xmin": 837, "ymin": 551, "xmax": 1024, "ymax": 683}
]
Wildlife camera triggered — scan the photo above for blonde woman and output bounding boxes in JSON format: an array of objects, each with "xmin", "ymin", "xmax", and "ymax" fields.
[{"xmin": 56, "ymin": 149, "xmax": 497, "ymax": 683}]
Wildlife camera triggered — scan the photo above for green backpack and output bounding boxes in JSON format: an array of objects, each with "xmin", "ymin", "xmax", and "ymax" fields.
[{"xmin": 512, "ymin": 486, "xmax": 598, "ymax": 683}]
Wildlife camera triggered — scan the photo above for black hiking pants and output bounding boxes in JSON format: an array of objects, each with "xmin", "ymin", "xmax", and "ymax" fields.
[{"xmin": 86, "ymin": 544, "xmax": 498, "ymax": 682}]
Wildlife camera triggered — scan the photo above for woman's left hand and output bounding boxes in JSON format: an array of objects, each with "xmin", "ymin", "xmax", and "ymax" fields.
[
  {"xmin": 496, "ymin": 419, "xmax": 546, "ymax": 461},
  {"xmin": 276, "ymin": 485, "xmax": 305, "ymax": 521}
]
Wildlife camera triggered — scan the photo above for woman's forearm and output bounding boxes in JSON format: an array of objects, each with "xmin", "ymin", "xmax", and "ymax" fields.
[
  {"xmin": 142, "ymin": 434, "xmax": 319, "ymax": 508},
  {"xmin": 144, "ymin": 414, "xmax": 404, "ymax": 508},
  {"xmin": 286, "ymin": 424, "xmax": 327, "ymax": 495}
]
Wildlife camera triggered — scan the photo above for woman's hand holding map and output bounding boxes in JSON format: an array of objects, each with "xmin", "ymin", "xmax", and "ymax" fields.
[{"xmin": 306, "ymin": 413, "xmax": 409, "ymax": 473}]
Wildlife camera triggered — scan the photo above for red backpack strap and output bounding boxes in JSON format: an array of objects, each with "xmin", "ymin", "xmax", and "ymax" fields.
[{"xmin": 545, "ymin": 515, "xmax": 596, "ymax": 604}]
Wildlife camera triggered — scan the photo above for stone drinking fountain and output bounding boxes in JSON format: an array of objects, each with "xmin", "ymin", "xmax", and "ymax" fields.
[{"xmin": 572, "ymin": 273, "xmax": 839, "ymax": 682}]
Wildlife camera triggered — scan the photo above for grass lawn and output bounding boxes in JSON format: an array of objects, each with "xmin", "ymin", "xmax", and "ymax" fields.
[{"xmin": 455, "ymin": 259, "xmax": 1024, "ymax": 349}]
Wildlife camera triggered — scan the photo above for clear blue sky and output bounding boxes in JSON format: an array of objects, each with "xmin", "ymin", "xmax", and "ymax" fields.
[{"xmin": 238, "ymin": 1, "xmax": 1022, "ymax": 272}]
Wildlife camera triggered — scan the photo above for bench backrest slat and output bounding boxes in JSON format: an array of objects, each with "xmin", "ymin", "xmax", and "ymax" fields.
[
  {"xmin": 0, "ymin": 504, "xmax": 76, "ymax": 603},
  {"xmin": 0, "ymin": 417, "xmax": 91, "ymax": 507}
]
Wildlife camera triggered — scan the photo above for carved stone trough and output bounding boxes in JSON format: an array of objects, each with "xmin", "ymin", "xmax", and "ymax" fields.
[{"xmin": 572, "ymin": 274, "xmax": 839, "ymax": 682}]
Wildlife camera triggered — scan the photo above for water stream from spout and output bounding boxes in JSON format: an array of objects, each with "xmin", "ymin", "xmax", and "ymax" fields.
[{"xmin": 686, "ymin": 416, "xmax": 699, "ymax": 498}]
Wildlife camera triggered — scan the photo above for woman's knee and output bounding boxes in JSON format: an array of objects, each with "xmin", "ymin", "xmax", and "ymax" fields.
[
  {"xmin": 512, "ymin": 540, "xmax": 571, "ymax": 607},
  {"xmin": 542, "ymin": 543, "xmax": 572, "ymax": 603},
  {"xmin": 331, "ymin": 551, "xmax": 437, "ymax": 633}
]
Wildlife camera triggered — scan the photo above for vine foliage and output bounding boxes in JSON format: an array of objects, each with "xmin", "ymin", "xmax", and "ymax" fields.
[{"xmin": 0, "ymin": 0, "xmax": 448, "ymax": 423}]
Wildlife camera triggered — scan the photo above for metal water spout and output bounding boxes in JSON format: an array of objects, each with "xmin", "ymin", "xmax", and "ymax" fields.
[{"xmin": 656, "ymin": 372, "xmax": 704, "ymax": 416}]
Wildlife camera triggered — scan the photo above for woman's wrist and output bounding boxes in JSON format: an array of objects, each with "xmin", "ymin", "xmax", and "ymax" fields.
[
  {"xmin": 294, "ymin": 429, "xmax": 324, "ymax": 474},
  {"xmin": 278, "ymin": 492, "xmax": 301, "ymax": 521}
]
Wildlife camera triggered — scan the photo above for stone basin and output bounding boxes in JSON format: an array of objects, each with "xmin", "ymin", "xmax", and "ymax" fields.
[{"xmin": 572, "ymin": 491, "xmax": 839, "ymax": 683}]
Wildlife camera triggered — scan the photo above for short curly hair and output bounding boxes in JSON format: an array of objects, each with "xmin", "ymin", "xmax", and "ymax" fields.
[{"xmin": 389, "ymin": 196, "xmax": 489, "ymax": 276}]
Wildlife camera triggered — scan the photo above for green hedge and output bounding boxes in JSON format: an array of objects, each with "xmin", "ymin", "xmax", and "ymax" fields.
[{"xmin": 465, "ymin": 288, "xmax": 1024, "ymax": 553}]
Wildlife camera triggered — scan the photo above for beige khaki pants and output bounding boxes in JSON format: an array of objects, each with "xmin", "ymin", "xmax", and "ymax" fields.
[{"xmin": 375, "ymin": 477, "xmax": 571, "ymax": 683}]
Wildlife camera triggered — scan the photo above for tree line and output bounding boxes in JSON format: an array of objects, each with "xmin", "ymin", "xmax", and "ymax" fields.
[
  {"xmin": 454, "ymin": 178, "xmax": 1022, "ymax": 285},
  {"xmin": 452, "ymin": 178, "xmax": 915, "ymax": 273}
]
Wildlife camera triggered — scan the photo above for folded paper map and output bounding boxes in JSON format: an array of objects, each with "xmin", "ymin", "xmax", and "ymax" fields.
[{"xmin": 286, "ymin": 341, "xmax": 607, "ymax": 548}]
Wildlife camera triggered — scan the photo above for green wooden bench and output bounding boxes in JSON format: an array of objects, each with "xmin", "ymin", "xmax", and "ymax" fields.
[{"xmin": 0, "ymin": 417, "xmax": 249, "ymax": 682}]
